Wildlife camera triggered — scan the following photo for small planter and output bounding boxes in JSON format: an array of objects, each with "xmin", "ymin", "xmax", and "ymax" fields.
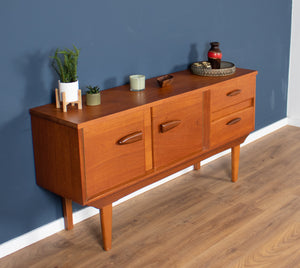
[
  {"xmin": 58, "ymin": 80, "xmax": 79, "ymax": 102},
  {"xmin": 86, "ymin": 92, "xmax": 101, "ymax": 106}
]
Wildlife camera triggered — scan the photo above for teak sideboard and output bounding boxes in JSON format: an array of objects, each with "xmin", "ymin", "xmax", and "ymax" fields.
[{"xmin": 30, "ymin": 68, "xmax": 257, "ymax": 251}]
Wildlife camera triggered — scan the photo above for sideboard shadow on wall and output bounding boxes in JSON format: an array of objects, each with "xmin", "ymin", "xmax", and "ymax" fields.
[{"xmin": 30, "ymin": 68, "xmax": 257, "ymax": 251}]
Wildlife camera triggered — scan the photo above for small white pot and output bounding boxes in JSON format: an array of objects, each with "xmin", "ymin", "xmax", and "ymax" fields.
[{"xmin": 58, "ymin": 80, "xmax": 79, "ymax": 102}]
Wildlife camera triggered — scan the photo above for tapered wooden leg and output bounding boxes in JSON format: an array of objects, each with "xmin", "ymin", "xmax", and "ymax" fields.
[
  {"xmin": 62, "ymin": 197, "xmax": 73, "ymax": 230},
  {"xmin": 194, "ymin": 162, "xmax": 201, "ymax": 170},
  {"xmin": 231, "ymin": 145, "xmax": 240, "ymax": 182},
  {"xmin": 100, "ymin": 204, "xmax": 113, "ymax": 251}
]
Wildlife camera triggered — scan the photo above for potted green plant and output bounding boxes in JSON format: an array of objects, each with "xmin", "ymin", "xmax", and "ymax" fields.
[
  {"xmin": 86, "ymin": 85, "xmax": 101, "ymax": 106},
  {"xmin": 51, "ymin": 45, "xmax": 80, "ymax": 102}
]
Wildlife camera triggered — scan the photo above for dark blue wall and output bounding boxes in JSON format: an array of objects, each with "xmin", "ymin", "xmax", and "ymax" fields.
[{"xmin": 0, "ymin": 0, "xmax": 292, "ymax": 244}]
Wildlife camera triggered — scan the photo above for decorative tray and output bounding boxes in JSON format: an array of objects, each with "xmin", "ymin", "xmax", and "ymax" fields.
[{"xmin": 191, "ymin": 61, "xmax": 236, "ymax": 76}]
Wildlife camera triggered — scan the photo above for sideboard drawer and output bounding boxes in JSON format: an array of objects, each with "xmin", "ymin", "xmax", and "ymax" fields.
[
  {"xmin": 83, "ymin": 110, "xmax": 147, "ymax": 200},
  {"xmin": 211, "ymin": 76, "xmax": 256, "ymax": 112},
  {"xmin": 152, "ymin": 92, "xmax": 203, "ymax": 168},
  {"xmin": 210, "ymin": 107, "xmax": 255, "ymax": 147}
]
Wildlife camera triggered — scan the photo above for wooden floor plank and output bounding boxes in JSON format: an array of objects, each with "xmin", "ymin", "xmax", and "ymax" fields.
[
  {"xmin": 1, "ymin": 126, "xmax": 300, "ymax": 268},
  {"xmin": 228, "ymin": 221, "xmax": 300, "ymax": 268},
  {"xmin": 184, "ymin": 194, "xmax": 300, "ymax": 268}
]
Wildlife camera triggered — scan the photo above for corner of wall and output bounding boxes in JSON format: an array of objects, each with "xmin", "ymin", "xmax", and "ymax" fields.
[{"xmin": 287, "ymin": 0, "xmax": 300, "ymax": 124}]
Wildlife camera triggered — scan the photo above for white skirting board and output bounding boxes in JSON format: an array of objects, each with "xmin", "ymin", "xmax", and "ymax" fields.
[
  {"xmin": 288, "ymin": 117, "xmax": 300, "ymax": 128},
  {"xmin": 0, "ymin": 118, "xmax": 290, "ymax": 258}
]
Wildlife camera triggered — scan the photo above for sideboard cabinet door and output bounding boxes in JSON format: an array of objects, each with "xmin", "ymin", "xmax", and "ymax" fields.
[
  {"xmin": 83, "ymin": 109, "xmax": 149, "ymax": 200},
  {"xmin": 152, "ymin": 92, "xmax": 203, "ymax": 169}
]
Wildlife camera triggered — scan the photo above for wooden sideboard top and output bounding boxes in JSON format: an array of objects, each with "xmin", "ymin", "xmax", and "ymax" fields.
[{"xmin": 30, "ymin": 68, "xmax": 257, "ymax": 129}]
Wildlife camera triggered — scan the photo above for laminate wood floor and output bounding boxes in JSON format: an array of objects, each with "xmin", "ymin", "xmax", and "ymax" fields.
[{"xmin": 1, "ymin": 126, "xmax": 300, "ymax": 268}]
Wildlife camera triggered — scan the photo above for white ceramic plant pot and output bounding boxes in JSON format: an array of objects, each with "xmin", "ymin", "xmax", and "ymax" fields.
[{"xmin": 58, "ymin": 80, "xmax": 79, "ymax": 102}]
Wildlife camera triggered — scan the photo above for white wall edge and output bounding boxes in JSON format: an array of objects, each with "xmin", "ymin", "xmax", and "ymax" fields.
[
  {"xmin": 0, "ymin": 117, "xmax": 289, "ymax": 259},
  {"xmin": 287, "ymin": 0, "xmax": 299, "ymax": 128},
  {"xmin": 288, "ymin": 117, "xmax": 300, "ymax": 127},
  {"xmin": 244, "ymin": 118, "xmax": 289, "ymax": 145}
]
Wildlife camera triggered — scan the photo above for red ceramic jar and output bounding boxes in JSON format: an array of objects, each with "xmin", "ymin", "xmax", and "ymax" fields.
[{"xmin": 208, "ymin": 42, "xmax": 222, "ymax": 69}]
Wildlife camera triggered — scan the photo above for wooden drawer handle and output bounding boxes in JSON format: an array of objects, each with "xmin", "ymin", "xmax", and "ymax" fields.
[
  {"xmin": 227, "ymin": 89, "xmax": 242, "ymax": 97},
  {"xmin": 117, "ymin": 131, "xmax": 143, "ymax": 145},
  {"xmin": 226, "ymin": 117, "xmax": 241, "ymax": 125},
  {"xmin": 160, "ymin": 120, "xmax": 181, "ymax": 133}
]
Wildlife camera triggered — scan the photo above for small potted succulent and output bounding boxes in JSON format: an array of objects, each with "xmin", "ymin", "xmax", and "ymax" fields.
[
  {"xmin": 86, "ymin": 85, "xmax": 101, "ymax": 106},
  {"xmin": 51, "ymin": 45, "xmax": 80, "ymax": 102}
]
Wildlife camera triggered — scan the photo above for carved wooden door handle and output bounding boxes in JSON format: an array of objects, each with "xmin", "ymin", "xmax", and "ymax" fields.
[
  {"xmin": 117, "ymin": 131, "xmax": 143, "ymax": 145},
  {"xmin": 226, "ymin": 118, "xmax": 241, "ymax": 125},
  {"xmin": 160, "ymin": 120, "xmax": 181, "ymax": 133},
  {"xmin": 227, "ymin": 89, "xmax": 242, "ymax": 97}
]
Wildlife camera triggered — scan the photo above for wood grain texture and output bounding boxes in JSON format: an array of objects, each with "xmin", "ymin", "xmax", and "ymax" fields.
[
  {"xmin": 211, "ymin": 98, "xmax": 253, "ymax": 122},
  {"xmin": 29, "ymin": 68, "xmax": 257, "ymax": 251},
  {"xmin": 143, "ymin": 108, "xmax": 153, "ymax": 171},
  {"xmin": 152, "ymin": 91, "xmax": 203, "ymax": 169},
  {"xmin": 193, "ymin": 162, "xmax": 201, "ymax": 170},
  {"xmin": 231, "ymin": 145, "xmax": 240, "ymax": 182},
  {"xmin": 83, "ymin": 109, "xmax": 147, "ymax": 200},
  {"xmin": 30, "ymin": 115, "xmax": 84, "ymax": 204},
  {"xmin": 30, "ymin": 69, "xmax": 256, "ymax": 206},
  {"xmin": 116, "ymin": 131, "xmax": 143, "ymax": 145},
  {"xmin": 86, "ymin": 135, "xmax": 248, "ymax": 209},
  {"xmin": 2, "ymin": 125, "xmax": 300, "ymax": 268},
  {"xmin": 62, "ymin": 198, "xmax": 73, "ymax": 230},
  {"xmin": 210, "ymin": 107, "xmax": 255, "ymax": 148},
  {"xmin": 100, "ymin": 204, "xmax": 113, "ymax": 251},
  {"xmin": 29, "ymin": 68, "xmax": 257, "ymax": 129},
  {"xmin": 210, "ymin": 74, "xmax": 256, "ymax": 113}
]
